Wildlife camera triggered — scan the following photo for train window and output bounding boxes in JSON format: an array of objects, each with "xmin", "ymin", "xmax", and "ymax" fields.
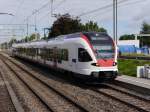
[
  {"xmin": 40, "ymin": 48, "xmax": 46, "ymax": 59},
  {"xmin": 61, "ymin": 49, "xmax": 67, "ymax": 61},
  {"xmin": 56, "ymin": 49, "xmax": 62, "ymax": 63},
  {"xmin": 49, "ymin": 49, "xmax": 53, "ymax": 61},
  {"xmin": 78, "ymin": 48, "xmax": 92, "ymax": 62},
  {"xmin": 36, "ymin": 48, "xmax": 39, "ymax": 56},
  {"xmin": 45, "ymin": 49, "xmax": 50, "ymax": 60},
  {"xmin": 62, "ymin": 49, "xmax": 68, "ymax": 61}
]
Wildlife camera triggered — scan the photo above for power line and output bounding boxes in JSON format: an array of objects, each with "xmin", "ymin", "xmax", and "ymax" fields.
[
  {"xmin": 23, "ymin": 1, "xmax": 51, "ymax": 22},
  {"xmin": 9, "ymin": 0, "xmax": 25, "ymax": 24},
  {"xmin": 85, "ymin": 0, "xmax": 147, "ymax": 19},
  {"xmin": 78, "ymin": 0, "xmax": 130, "ymax": 17},
  {"xmin": 37, "ymin": 0, "xmax": 67, "ymax": 22},
  {"xmin": 53, "ymin": 0, "xmax": 66, "ymax": 11}
]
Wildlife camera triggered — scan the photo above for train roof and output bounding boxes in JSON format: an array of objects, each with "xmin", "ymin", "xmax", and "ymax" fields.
[{"xmin": 12, "ymin": 32, "xmax": 110, "ymax": 48}]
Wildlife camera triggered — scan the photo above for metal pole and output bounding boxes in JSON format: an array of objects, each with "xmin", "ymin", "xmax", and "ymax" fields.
[
  {"xmin": 34, "ymin": 11, "xmax": 37, "ymax": 32},
  {"xmin": 115, "ymin": 0, "xmax": 118, "ymax": 45},
  {"xmin": 34, "ymin": 10, "xmax": 38, "ymax": 40},
  {"xmin": 113, "ymin": 0, "xmax": 118, "ymax": 45},
  {"xmin": 26, "ymin": 18, "xmax": 29, "ymax": 36},
  {"xmin": 44, "ymin": 28, "xmax": 46, "ymax": 38},
  {"xmin": 51, "ymin": 0, "xmax": 53, "ymax": 17},
  {"xmin": 113, "ymin": 0, "xmax": 115, "ymax": 42}
]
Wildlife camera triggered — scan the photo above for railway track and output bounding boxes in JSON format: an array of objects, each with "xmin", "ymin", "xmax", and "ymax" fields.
[
  {"xmin": 90, "ymin": 84, "xmax": 150, "ymax": 112},
  {"xmin": 0, "ymin": 55, "xmax": 88, "ymax": 112},
  {"xmin": 1, "ymin": 53, "xmax": 150, "ymax": 112},
  {"xmin": 0, "ymin": 70, "xmax": 20, "ymax": 112}
]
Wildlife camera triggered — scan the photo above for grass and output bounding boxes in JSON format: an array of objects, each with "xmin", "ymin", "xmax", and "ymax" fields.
[{"xmin": 118, "ymin": 59, "xmax": 150, "ymax": 77}]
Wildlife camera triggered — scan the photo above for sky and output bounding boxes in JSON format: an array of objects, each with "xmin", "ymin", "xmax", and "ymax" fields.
[{"xmin": 0, "ymin": 0, "xmax": 150, "ymax": 43}]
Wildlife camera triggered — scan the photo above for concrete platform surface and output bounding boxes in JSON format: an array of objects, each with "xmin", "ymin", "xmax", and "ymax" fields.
[{"xmin": 116, "ymin": 75, "xmax": 150, "ymax": 90}]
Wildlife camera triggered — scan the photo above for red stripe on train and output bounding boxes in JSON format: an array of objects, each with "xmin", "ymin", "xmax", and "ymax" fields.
[{"xmin": 97, "ymin": 59, "xmax": 114, "ymax": 67}]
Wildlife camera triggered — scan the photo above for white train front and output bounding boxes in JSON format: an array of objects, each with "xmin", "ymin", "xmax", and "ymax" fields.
[{"xmin": 12, "ymin": 32, "xmax": 118, "ymax": 80}]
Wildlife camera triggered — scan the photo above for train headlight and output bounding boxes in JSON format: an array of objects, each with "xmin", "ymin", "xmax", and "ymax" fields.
[
  {"xmin": 113, "ymin": 62, "xmax": 117, "ymax": 66},
  {"xmin": 91, "ymin": 63, "xmax": 100, "ymax": 67}
]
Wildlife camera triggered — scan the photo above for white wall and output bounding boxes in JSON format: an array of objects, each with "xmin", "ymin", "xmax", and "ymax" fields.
[{"xmin": 118, "ymin": 40, "xmax": 140, "ymax": 48}]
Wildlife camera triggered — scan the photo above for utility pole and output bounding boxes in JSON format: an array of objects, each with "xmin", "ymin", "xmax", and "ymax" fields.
[
  {"xmin": 51, "ymin": 0, "xmax": 53, "ymax": 17},
  {"xmin": 51, "ymin": 0, "xmax": 59, "ymax": 18},
  {"xmin": 33, "ymin": 10, "xmax": 38, "ymax": 32},
  {"xmin": 33, "ymin": 9, "xmax": 38, "ymax": 40},
  {"xmin": 26, "ymin": 18, "xmax": 29, "ymax": 37},
  {"xmin": 113, "ymin": 0, "xmax": 118, "ymax": 45},
  {"xmin": 43, "ymin": 28, "xmax": 51, "ymax": 39}
]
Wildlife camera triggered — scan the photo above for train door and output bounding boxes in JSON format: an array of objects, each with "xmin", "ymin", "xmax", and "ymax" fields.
[
  {"xmin": 76, "ymin": 48, "xmax": 93, "ymax": 74},
  {"xmin": 69, "ymin": 45, "xmax": 77, "ymax": 72}
]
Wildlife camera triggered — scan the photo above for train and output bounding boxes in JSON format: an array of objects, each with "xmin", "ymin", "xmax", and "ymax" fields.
[{"xmin": 11, "ymin": 32, "xmax": 118, "ymax": 81}]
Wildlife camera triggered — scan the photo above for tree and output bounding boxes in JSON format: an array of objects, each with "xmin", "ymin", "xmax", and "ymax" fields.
[
  {"xmin": 119, "ymin": 34, "xmax": 135, "ymax": 40},
  {"xmin": 119, "ymin": 22, "xmax": 150, "ymax": 47},
  {"xmin": 8, "ymin": 38, "xmax": 17, "ymax": 48},
  {"xmin": 48, "ymin": 13, "xmax": 81, "ymax": 38},
  {"xmin": 48, "ymin": 13, "xmax": 107, "ymax": 39},
  {"xmin": 140, "ymin": 22, "xmax": 150, "ymax": 47},
  {"xmin": 81, "ymin": 21, "xmax": 107, "ymax": 33},
  {"xmin": 140, "ymin": 22, "xmax": 150, "ymax": 34},
  {"xmin": 0, "ymin": 42, "xmax": 8, "ymax": 49},
  {"xmin": 24, "ymin": 36, "xmax": 29, "ymax": 42},
  {"xmin": 28, "ymin": 33, "xmax": 40, "ymax": 41}
]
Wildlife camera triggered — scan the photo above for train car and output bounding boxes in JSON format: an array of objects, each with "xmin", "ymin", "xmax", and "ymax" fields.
[{"xmin": 12, "ymin": 32, "xmax": 118, "ymax": 80}]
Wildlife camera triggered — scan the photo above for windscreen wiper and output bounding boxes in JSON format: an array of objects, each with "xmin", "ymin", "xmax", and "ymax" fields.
[{"xmin": 95, "ymin": 50, "xmax": 107, "ymax": 61}]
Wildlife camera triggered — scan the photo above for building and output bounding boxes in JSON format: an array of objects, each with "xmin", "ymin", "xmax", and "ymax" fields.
[{"xmin": 118, "ymin": 40, "xmax": 140, "ymax": 48}]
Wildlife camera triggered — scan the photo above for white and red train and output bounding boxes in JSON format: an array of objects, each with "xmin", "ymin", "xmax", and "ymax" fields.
[{"xmin": 12, "ymin": 32, "xmax": 118, "ymax": 80}]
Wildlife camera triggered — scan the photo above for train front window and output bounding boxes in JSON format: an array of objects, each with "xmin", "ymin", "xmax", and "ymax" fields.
[
  {"xmin": 93, "ymin": 45, "xmax": 114, "ymax": 59},
  {"xmin": 83, "ymin": 32, "xmax": 115, "ymax": 59}
]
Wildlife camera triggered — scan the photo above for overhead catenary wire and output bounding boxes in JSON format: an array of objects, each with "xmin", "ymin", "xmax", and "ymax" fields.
[
  {"xmin": 92, "ymin": 0, "xmax": 148, "ymax": 18},
  {"xmin": 53, "ymin": 0, "xmax": 66, "ymax": 11},
  {"xmin": 23, "ymin": 0, "xmax": 51, "ymax": 23},
  {"xmin": 37, "ymin": 0, "xmax": 67, "ymax": 22},
  {"xmin": 9, "ymin": 0, "xmax": 25, "ymax": 24},
  {"xmin": 37, "ymin": 0, "xmax": 146, "ymax": 32},
  {"xmin": 22, "ymin": 0, "xmax": 148, "ymax": 37},
  {"xmin": 78, "ymin": 0, "xmax": 130, "ymax": 17}
]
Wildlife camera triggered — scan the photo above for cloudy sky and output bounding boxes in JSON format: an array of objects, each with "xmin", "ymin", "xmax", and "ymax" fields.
[{"xmin": 0, "ymin": 0, "xmax": 150, "ymax": 43}]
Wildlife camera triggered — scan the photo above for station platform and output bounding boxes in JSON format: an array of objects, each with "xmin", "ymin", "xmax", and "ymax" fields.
[{"xmin": 116, "ymin": 75, "xmax": 150, "ymax": 90}]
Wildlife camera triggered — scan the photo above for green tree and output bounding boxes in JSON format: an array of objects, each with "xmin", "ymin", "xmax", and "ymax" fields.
[
  {"xmin": 119, "ymin": 34, "xmax": 135, "ymax": 40},
  {"xmin": 8, "ymin": 38, "xmax": 17, "ymax": 48},
  {"xmin": 140, "ymin": 22, "xmax": 150, "ymax": 34},
  {"xmin": 140, "ymin": 22, "xmax": 150, "ymax": 47},
  {"xmin": 24, "ymin": 36, "xmax": 29, "ymax": 42},
  {"xmin": 48, "ymin": 14, "xmax": 107, "ymax": 38},
  {"xmin": 81, "ymin": 21, "xmax": 107, "ymax": 33},
  {"xmin": 119, "ymin": 22, "xmax": 150, "ymax": 47},
  {"xmin": 48, "ymin": 13, "xmax": 82, "ymax": 38},
  {"xmin": 0, "ymin": 42, "xmax": 8, "ymax": 49},
  {"xmin": 28, "ymin": 33, "xmax": 40, "ymax": 41}
]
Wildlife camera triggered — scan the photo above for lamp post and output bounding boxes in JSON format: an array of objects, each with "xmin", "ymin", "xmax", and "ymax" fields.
[
  {"xmin": 0, "ymin": 13, "xmax": 14, "ymax": 49},
  {"xmin": 0, "ymin": 13, "xmax": 14, "ymax": 16}
]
